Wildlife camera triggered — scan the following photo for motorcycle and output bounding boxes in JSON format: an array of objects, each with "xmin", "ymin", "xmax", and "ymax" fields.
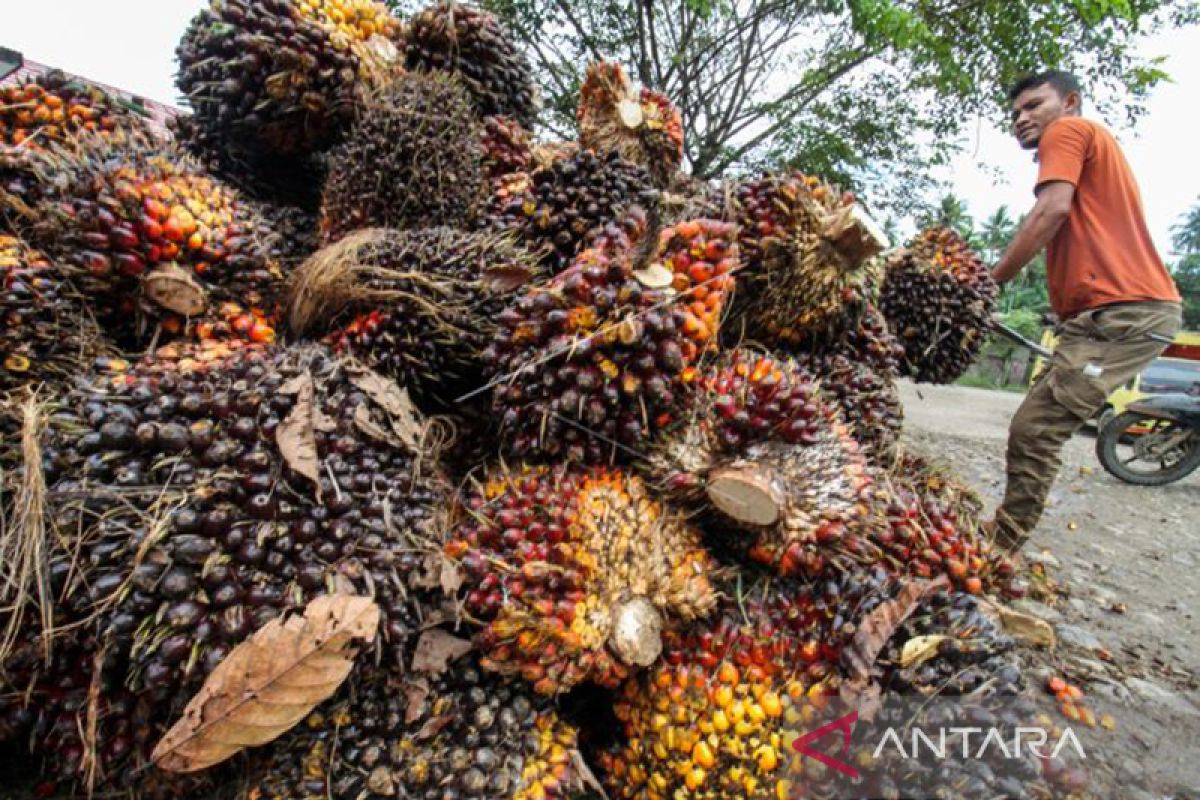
[{"xmin": 1095, "ymin": 389, "xmax": 1200, "ymax": 486}]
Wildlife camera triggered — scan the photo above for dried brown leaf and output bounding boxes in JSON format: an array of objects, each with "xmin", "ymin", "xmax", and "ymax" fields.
[
  {"xmin": 151, "ymin": 594, "xmax": 380, "ymax": 773},
  {"xmin": 348, "ymin": 368, "xmax": 423, "ymax": 452},
  {"xmin": 899, "ymin": 634, "xmax": 949, "ymax": 668},
  {"xmin": 403, "ymin": 678, "xmax": 431, "ymax": 724},
  {"xmin": 844, "ymin": 576, "xmax": 948, "ymax": 681},
  {"xmin": 480, "ymin": 263, "xmax": 536, "ymax": 292},
  {"xmin": 276, "ymin": 372, "xmax": 321, "ymax": 493},
  {"xmin": 410, "ymin": 629, "xmax": 472, "ymax": 675},
  {"xmin": 143, "ymin": 264, "xmax": 208, "ymax": 317}
]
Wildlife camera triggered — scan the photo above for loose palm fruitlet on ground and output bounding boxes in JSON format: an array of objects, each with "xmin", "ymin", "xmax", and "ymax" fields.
[
  {"xmin": 404, "ymin": 2, "xmax": 540, "ymax": 127},
  {"xmin": 596, "ymin": 570, "xmax": 900, "ymax": 800},
  {"xmin": 8, "ymin": 139, "xmax": 284, "ymax": 347},
  {"xmin": 247, "ymin": 653, "xmax": 583, "ymax": 799},
  {"xmin": 0, "ymin": 234, "xmax": 108, "ymax": 392},
  {"xmin": 320, "ymin": 72, "xmax": 484, "ymax": 242},
  {"xmin": 0, "ymin": 342, "xmax": 448, "ymax": 790},
  {"xmin": 288, "ymin": 226, "xmax": 541, "ymax": 410},
  {"xmin": 880, "ymin": 226, "xmax": 999, "ymax": 383},
  {"xmin": 176, "ymin": 0, "xmax": 403, "ymax": 161},
  {"xmin": 484, "ymin": 214, "xmax": 737, "ymax": 461},
  {"xmin": 487, "ymin": 148, "xmax": 661, "ymax": 271},
  {"xmin": 0, "ymin": 69, "xmax": 151, "ymax": 149},
  {"xmin": 728, "ymin": 172, "xmax": 889, "ymax": 348},
  {"xmin": 446, "ymin": 464, "xmax": 716, "ymax": 695},
  {"xmin": 577, "ymin": 61, "xmax": 684, "ymax": 188}
]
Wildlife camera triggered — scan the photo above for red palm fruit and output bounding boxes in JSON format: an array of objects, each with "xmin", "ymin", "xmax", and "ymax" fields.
[
  {"xmin": 577, "ymin": 60, "xmax": 684, "ymax": 187},
  {"xmin": 880, "ymin": 227, "xmax": 998, "ymax": 383},
  {"xmin": 446, "ymin": 463, "xmax": 717, "ymax": 694}
]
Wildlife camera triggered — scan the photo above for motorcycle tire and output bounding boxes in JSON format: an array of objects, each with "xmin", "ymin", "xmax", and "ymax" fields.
[{"xmin": 1095, "ymin": 411, "xmax": 1200, "ymax": 486}]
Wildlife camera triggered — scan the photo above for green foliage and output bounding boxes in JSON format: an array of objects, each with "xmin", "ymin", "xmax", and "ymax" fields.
[
  {"xmin": 1170, "ymin": 197, "xmax": 1200, "ymax": 328},
  {"xmin": 387, "ymin": 0, "xmax": 1192, "ymax": 215}
]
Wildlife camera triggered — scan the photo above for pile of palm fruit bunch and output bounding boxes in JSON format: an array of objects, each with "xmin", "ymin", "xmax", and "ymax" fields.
[
  {"xmin": 0, "ymin": 2, "xmax": 1070, "ymax": 798},
  {"xmin": 880, "ymin": 226, "xmax": 1000, "ymax": 383}
]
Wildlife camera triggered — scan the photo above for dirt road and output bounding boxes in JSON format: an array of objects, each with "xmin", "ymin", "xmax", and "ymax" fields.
[{"xmin": 900, "ymin": 381, "xmax": 1199, "ymax": 799}]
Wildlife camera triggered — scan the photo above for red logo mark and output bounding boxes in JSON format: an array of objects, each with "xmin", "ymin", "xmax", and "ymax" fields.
[{"xmin": 792, "ymin": 711, "xmax": 860, "ymax": 780}]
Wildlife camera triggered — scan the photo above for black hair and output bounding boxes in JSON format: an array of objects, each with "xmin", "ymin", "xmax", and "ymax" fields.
[{"xmin": 1008, "ymin": 70, "xmax": 1084, "ymax": 104}]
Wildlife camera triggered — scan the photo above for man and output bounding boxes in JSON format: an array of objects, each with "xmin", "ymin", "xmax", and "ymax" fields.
[{"xmin": 986, "ymin": 70, "xmax": 1182, "ymax": 551}]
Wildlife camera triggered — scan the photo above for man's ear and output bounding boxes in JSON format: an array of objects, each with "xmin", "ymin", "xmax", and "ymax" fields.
[{"xmin": 1064, "ymin": 91, "xmax": 1082, "ymax": 115}]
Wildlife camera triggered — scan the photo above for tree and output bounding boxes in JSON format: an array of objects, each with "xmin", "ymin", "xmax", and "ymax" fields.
[
  {"xmin": 1170, "ymin": 198, "xmax": 1200, "ymax": 328},
  {"xmin": 391, "ymin": 0, "xmax": 1197, "ymax": 212},
  {"xmin": 978, "ymin": 206, "xmax": 1016, "ymax": 265},
  {"xmin": 917, "ymin": 194, "xmax": 975, "ymax": 240}
]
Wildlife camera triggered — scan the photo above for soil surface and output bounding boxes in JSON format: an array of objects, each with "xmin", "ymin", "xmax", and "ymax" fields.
[{"xmin": 900, "ymin": 380, "xmax": 1200, "ymax": 800}]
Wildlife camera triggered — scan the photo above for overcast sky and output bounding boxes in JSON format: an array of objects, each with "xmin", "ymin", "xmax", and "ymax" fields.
[{"xmin": 4, "ymin": 1, "xmax": 1197, "ymax": 258}]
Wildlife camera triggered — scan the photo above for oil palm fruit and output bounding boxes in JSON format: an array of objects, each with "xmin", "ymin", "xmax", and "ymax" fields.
[
  {"xmin": 446, "ymin": 464, "xmax": 717, "ymax": 695},
  {"xmin": 176, "ymin": 0, "xmax": 403, "ymax": 160},
  {"xmin": 486, "ymin": 148, "xmax": 659, "ymax": 272},
  {"xmin": 484, "ymin": 214, "xmax": 738, "ymax": 462},
  {"xmin": 20, "ymin": 139, "xmax": 285, "ymax": 347},
  {"xmin": 1, "ymin": 234, "xmax": 109, "ymax": 392},
  {"xmin": 404, "ymin": 2, "xmax": 539, "ymax": 127},
  {"xmin": 880, "ymin": 227, "xmax": 998, "ymax": 383},
  {"xmin": 319, "ymin": 72, "xmax": 484, "ymax": 242},
  {"xmin": 652, "ymin": 348, "xmax": 878, "ymax": 578},
  {"xmin": 288, "ymin": 226, "xmax": 541, "ymax": 410},
  {"xmin": 803, "ymin": 352, "xmax": 903, "ymax": 467},
  {"xmin": 577, "ymin": 61, "xmax": 684, "ymax": 188},
  {"xmin": 0, "ymin": 69, "xmax": 150, "ymax": 149},
  {"xmin": 597, "ymin": 569, "xmax": 898, "ymax": 800},
  {"xmin": 481, "ymin": 115, "xmax": 533, "ymax": 184},
  {"xmin": 0, "ymin": 341, "xmax": 448, "ymax": 787},
  {"xmin": 247, "ymin": 654, "xmax": 583, "ymax": 799},
  {"xmin": 729, "ymin": 172, "xmax": 888, "ymax": 348}
]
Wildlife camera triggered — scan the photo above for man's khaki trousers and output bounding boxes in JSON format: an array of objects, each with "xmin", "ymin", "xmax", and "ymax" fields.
[{"xmin": 994, "ymin": 300, "xmax": 1183, "ymax": 550}]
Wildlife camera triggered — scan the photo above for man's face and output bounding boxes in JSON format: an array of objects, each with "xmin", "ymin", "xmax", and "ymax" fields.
[{"xmin": 1010, "ymin": 84, "xmax": 1078, "ymax": 150}]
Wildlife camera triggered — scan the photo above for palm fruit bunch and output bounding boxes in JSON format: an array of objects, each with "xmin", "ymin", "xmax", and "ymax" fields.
[
  {"xmin": 18, "ymin": 140, "xmax": 285, "ymax": 346},
  {"xmin": 652, "ymin": 348, "xmax": 879, "ymax": 578},
  {"xmin": 0, "ymin": 342, "xmax": 448, "ymax": 788},
  {"xmin": 288, "ymin": 226, "xmax": 540, "ymax": 410},
  {"xmin": 727, "ymin": 171, "xmax": 888, "ymax": 348},
  {"xmin": 577, "ymin": 61, "xmax": 684, "ymax": 188},
  {"xmin": 176, "ymin": 0, "xmax": 403, "ymax": 161},
  {"xmin": 0, "ymin": 69, "xmax": 150, "ymax": 149},
  {"xmin": 481, "ymin": 115, "xmax": 533, "ymax": 184},
  {"xmin": 483, "ymin": 214, "xmax": 738, "ymax": 461},
  {"xmin": 875, "ymin": 452, "xmax": 1015, "ymax": 595},
  {"xmin": 880, "ymin": 226, "xmax": 999, "ymax": 383},
  {"xmin": 596, "ymin": 569, "xmax": 900, "ymax": 800},
  {"xmin": 1, "ymin": 233, "xmax": 108, "ymax": 392},
  {"xmin": 792, "ymin": 305, "xmax": 906, "ymax": 466},
  {"xmin": 404, "ymin": 2, "xmax": 539, "ymax": 127},
  {"xmin": 857, "ymin": 587, "xmax": 1077, "ymax": 798},
  {"xmin": 247, "ymin": 652, "xmax": 583, "ymax": 799},
  {"xmin": 320, "ymin": 72, "xmax": 484, "ymax": 242},
  {"xmin": 255, "ymin": 200, "xmax": 321, "ymax": 269},
  {"xmin": 486, "ymin": 148, "xmax": 660, "ymax": 271},
  {"xmin": 445, "ymin": 464, "xmax": 717, "ymax": 695}
]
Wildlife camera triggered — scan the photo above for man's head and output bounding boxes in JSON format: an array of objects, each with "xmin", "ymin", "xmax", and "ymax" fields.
[{"xmin": 1008, "ymin": 71, "xmax": 1084, "ymax": 150}]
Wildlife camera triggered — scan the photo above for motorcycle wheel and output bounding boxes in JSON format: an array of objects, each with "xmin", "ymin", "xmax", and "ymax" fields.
[{"xmin": 1095, "ymin": 411, "xmax": 1200, "ymax": 486}]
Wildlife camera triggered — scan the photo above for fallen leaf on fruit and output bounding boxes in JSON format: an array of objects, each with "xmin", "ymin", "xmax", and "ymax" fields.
[
  {"xmin": 152, "ymin": 594, "xmax": 379, "ymax": 772},
  {"xmin": 276, "ymin": 372, "xmax": 322, "ymax": 494},
  {"xmin": 410, "ymin": 629, "xmax": 472, "ymax": 675},
  {"xmin": 845, "ymin": 576, "xmax": 949, "ymax": 681},
  {"xmin": 979, "ymin": 599, "xmax": 1056, "ymax": 648},
  {"xmin": 899, "ymin": 635, "xmax": 948, "ymax": 668}
]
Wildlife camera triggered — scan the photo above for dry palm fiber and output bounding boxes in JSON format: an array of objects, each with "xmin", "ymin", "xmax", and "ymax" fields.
[
  {"xmin": 175, "ymin": 0, "xmax": 404, "ymax": 160},
  {"xmin": 445, "ymin": 463, "xmax": 717, "ymax": 695},
  {"xmin": 0, "ymin": 69, "xmax": 152, "ymax": 149},
  {"xmin": 5, "ymin": 136, "xmax": 286, "ymax": 348},
  {"xmin": 726, "ymin": 171, "xmax": 888, "ymax": 348},
  {"xmin": 288, "ymin": 226, "xmax": 541, "ymax": 410},
  {"xmin": 404, "ymin": 2, "xmax": 540, "ymax": 127},
  {"xmin": 577, "ymin": 61, "xmax": 684, "ymax": 188},
  {"xmin": 880, "ymin": 226, "xmax": 998, "ymax": 383},
  {"xmin": 485, "ymin": 147, "xmax": 660, "ymax": 272},
  {"xmin": 483, "ymin": 213, "xmax": 738, "ymax": 462},
  {"xmin": 245, "ymin": 650, "xmax": 583, "ymax": 800},
  {"xmin": 319, "ymin": 72, "xmax": 484, "ymax": 242},
  {"xmin": 1, "ymin": 233, "xmax": 112, "ymax": 393},
  {"xmin": 0, "ymin": 341, "xmax": 449, "ymax": 789}
]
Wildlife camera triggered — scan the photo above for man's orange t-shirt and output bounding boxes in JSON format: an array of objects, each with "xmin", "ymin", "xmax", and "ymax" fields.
[{"xmin": 1036, "ymin": 116, "xmax": 1180, "ymax": 320}]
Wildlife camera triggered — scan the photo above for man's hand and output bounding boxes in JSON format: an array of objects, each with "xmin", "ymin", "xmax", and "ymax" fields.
[{"xmin": 991, "ymin": 180, "xmax": 1075, "ymax": 285}]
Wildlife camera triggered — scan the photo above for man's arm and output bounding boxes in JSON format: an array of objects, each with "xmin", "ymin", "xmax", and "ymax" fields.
[{"xmin": 991, "ymin": 181, "xmax": 1074, "ymax": 285}]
